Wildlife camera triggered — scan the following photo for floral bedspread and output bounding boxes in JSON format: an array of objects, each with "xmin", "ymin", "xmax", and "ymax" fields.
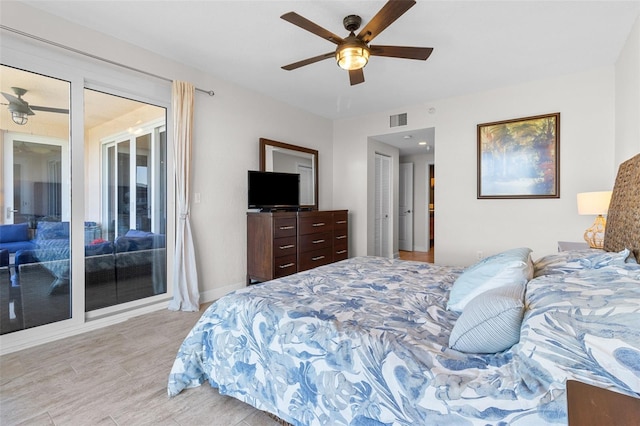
[{"xmin": 167, "ymin": 256, "xmax": 640, "ymax": 425}]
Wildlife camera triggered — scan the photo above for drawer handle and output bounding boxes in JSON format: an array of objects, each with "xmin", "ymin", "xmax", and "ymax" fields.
[
  {"xmin": 335, "ymin": 235, "xmax": 346, "ymax": 239},
  {"xmin": 311, "ymin": 255, "xmax": 325, "ymax": 261},
  {"xmin": 279, "ymin": 225, "xmax": 295, "ymax": 230},
  {"xmin": 312, "ymin": 239, "xmax": 325, "ymax": 244},
  {"xmin": 312, "ymin": 222, "xmax": 326, "ymax": 227},
  {"xmin": 336, "ymin": 220, "xmax": 347, "ymax": 224},
  {"xmin": 279, "ymin": 244, "xmax": 295, "ymax": 249},
  {"xmin": 279, "ymin": 263, "xmax": 295, "ymax": 269},
  {"xmin": 336, "ymin": 250, "xmax": 347, "ymax": 255}
]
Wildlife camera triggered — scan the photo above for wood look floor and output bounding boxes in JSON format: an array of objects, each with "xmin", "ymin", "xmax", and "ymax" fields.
[
  {"xmin": 0, "ymin": 304, "xmax": 281, "ymax": 426},
  {"xmin": 399, "ymin": 248, "xmax": 434, "ymax": 263}
]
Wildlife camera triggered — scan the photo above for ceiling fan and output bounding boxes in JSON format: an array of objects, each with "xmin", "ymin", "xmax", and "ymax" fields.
[
  {"xmin": 281, "ymin": 0, "xmax": 433, "ymax": 86},
  {"xmin": 1, "ymin": 86, "xmax": 69, "ymax": 125}
]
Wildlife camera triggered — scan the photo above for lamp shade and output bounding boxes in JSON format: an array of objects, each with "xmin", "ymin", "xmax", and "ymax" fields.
[{"xmin": 577, "ymin": 191, "xmax": 612, "ymax": 215}]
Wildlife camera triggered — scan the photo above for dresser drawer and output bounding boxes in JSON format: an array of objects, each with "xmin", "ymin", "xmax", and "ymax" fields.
[
  {"xmin": 333, "ymin": 248, "xmax": 348, "ymax": 261},
  {"xmin": 273, "ymin": 236, "xmax": 296, "ymax": 257},
  {"xmin": 299, "ymin": 247, "xmax": 332, "ymax": 271},
  {"xmin": 299, "ymin": 231, "xmax": 332, "ymax": 252},
  {"xmin": 333, "ymin": 236, "xmax": 348, "ymax": 261},
  {"xmin": 274, "ymin": 254, "xmax": 297, "ymax": 278},
  {"xmin": 298, "ymin": 213, "xmax": 333, "ymax": 235},
  {"xmin": 274, "ymin": 217, "xmax": 297, "ymax": 238},
  {"xmin": 333, "ymin": 211, "xmax": 348, "ymax": 229}
]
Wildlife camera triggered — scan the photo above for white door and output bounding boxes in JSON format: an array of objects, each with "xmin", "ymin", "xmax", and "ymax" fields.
[
  {"xmin": 297, "ymin": 164, "xmax": 313, "ymax": 205},
  {"xmin": 374, "ymin": 153, "xmax": 391, "ymax": 257},
  {"xmin": 399, "ymin": 162, "xmax": 414, "ymax": 251}
]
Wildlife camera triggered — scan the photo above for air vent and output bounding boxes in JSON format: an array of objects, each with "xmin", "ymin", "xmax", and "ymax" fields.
[{"xmin": 390, "ymin": 113, "xmax": 407, "ymax": 127}]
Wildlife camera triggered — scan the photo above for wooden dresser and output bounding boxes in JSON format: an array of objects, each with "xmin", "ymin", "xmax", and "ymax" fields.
[{"xmin": 247, "ymin": 210, "xmax": 348, "ymax": 284}]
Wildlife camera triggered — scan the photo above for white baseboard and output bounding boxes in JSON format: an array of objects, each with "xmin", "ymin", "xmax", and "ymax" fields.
[{"xmin": 200, "ymin": 281, "xmax": 246, "ymax": 304}]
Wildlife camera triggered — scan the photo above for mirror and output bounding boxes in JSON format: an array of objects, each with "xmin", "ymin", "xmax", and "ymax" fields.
[{"xmin": 260, "ymin": 138, "xmax": 318, "ymax": 210}]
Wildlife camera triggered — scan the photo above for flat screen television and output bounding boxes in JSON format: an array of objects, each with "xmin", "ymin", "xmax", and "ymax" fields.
[{"xmin": 248, "ymin": 170, "xmax": 300, "ymax": 211}]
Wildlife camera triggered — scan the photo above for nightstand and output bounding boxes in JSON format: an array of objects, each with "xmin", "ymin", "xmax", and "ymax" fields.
[
  {"xmin": 566, "ymin": 380, "xmax": 640, "ymax": 425},
  {"xmin": 557, "ymin": 241, "xmax": 590, "ymax": 252}
]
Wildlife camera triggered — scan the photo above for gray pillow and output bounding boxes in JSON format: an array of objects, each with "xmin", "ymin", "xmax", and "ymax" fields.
[{"xmin": 449, "ymin": 285, "xmax": 525, "ymax": 354}]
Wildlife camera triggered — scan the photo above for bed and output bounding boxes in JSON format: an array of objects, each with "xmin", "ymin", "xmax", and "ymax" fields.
[{"xmin": 168, "ymin": 154, "xmax": 640, "ymax": 425}]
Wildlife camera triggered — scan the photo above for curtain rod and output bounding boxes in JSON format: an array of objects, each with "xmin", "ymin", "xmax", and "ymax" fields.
[{"xmin": 1, "ymin": 25, "xmax": 215, "ymax": 96}]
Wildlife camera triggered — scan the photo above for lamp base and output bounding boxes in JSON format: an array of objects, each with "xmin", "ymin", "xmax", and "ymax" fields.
[{"xmin": 583, "ymin": 215, "xmax": 607, "ymax": 249}]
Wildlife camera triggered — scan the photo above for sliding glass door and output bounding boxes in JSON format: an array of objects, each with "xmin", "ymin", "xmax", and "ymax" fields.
[
  {"xmin": 0, "ymin": 64, "xmax": 168, "ymax": 335},
  {"xmin": 85, "ymin": 89, "xmax": 167, "ymax": 312},
  {"xmin": 0, "ymin": 65, "xmax": 71, "ymax": 334}
]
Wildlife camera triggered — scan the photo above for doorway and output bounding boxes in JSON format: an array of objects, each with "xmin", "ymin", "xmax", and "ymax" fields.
[{"xmin": 369, "ymin": 127, "xmax": 435, "ymax": 262}]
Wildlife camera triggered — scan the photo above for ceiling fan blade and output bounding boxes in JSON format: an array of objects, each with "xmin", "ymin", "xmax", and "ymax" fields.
[
  {"xmin": 357, "ymin": 0, "xmax": 416, "ymax": 44},
  {"xmin": 2, "ymin": 92, "xmax": 35, "ymax": 115},
  {"xmin": 349, "ymin": 68, "xmax": 365, "ymax": 86},
  {"xmin": 2, "ymin": 92, "xmax": 29, "ymax": 107},
  {"xmin": 30, "ymin": 105, "xmax": 70, "ymax": 114},
  {"xmin": 281, "ymin": 12, "xmax": 344, "ymax": 45},
  {"xmin": 2, "ymin": 92, "xmax": 18, "ymax": 103},
  {"xmin": 282, "ymin": 52, "xmax": 335, "ymax": 71},
  {"xmin": 370, "ymin": 45, "xmax": 433, "ymax": 60}
]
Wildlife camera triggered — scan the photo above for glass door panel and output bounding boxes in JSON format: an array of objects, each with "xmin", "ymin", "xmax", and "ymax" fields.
[
  {"xmin": 0, "ymin": 65, "xmax": 71, "ymax": 334},
  {"xmin": 85, "ymin": 89, "xmax": 166, "ymax": 311}
]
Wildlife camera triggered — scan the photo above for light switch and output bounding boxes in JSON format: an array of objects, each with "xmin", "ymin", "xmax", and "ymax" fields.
[{"xmin": 194, "ymin": 193, "xmax": 201, "ymax": 204}]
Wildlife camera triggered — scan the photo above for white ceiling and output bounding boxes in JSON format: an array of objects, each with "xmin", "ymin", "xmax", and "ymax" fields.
[{"xmin": 10, "ymin": 1, "xmax": 640, "ymax": 153}]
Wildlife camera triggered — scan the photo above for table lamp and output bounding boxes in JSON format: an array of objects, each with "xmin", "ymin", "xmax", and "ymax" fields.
[{"xmin": 577, "ymin": 191, "xmax": 613, "ymax": 249}]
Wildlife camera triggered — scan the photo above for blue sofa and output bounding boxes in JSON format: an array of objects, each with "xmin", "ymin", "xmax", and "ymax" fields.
[{"xmin": 13, "ymin": 226, "xmax": 166, "ymax": 306}]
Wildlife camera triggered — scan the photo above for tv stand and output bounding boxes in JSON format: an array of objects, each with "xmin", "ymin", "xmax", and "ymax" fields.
[
  {"xmin": 259, "ymin": 207, "xmax": 298, "ymax": 213},
  {"xmin": 247, "ymin": 210, "xmax": 348, "ymax": 284}
]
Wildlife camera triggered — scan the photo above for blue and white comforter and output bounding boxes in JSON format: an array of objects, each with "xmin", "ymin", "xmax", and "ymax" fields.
[{"xmin": 168, "ymin": 256, "xmax": 640, "ymax": 425}]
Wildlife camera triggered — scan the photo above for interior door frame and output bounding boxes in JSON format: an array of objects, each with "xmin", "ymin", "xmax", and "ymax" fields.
[
  {"xmin": 2, "ymin": 132, "xmax": 69, "ymax": 224},
  {"xmin": 399, "ymin": 162, "xmax": 414, "ymax": 251},
  {"xmin": 427, "ymin": 161, "xmax": 435, "ymax": 251}
]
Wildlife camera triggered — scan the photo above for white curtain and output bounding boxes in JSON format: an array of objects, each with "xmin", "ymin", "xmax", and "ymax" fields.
[{"xmin": 168, "ymin": 80, "xmax": 200, "ymax": 311}]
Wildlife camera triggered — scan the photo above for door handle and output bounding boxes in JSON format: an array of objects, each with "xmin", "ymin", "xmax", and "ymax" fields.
[{"xmin": 405, "ymin": 210, "xmax": 411, "ymax": 213}]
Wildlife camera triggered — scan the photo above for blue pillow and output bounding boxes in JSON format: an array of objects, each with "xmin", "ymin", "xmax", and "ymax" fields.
[
  {"xmin": 533, "ymin": 248, "xmax": 637, "ymax": 277},
  {"xmin": 126, "ymin": 229, "xmax": 154, "ymax": 237},
  {"xmin": 447, "ymin": 247, "xmax": 533, "ymax": 312},
  {"xmin": 36, "ymin": 221, "xmax": 70, "ymax": 240},
  {"xmin": 0, "ymin": 223, "xmax": 29, "ymax": 243},
  {"xmin": 449, "ymin": 284, "xmax": 525, "ymax": 353}
]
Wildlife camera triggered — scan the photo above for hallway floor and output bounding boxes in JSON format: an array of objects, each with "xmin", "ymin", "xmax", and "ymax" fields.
[{"xmin": 398, "ymin": 248, "xmax": 434, "ymax": 263}]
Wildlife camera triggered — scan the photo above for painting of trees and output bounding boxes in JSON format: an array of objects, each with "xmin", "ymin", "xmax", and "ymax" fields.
[{"xmin": 478, "ymin": 113, "xmax": 559, "ymax": 198}]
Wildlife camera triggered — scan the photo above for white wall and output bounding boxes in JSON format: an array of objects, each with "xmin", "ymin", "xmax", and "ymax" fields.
[
  {"xmin": 189, "ymin": 78, "xmax": 332, "ymax": 301},
  {"xmin": 615, "ymin": 15, "xmax": 640, "ymax": 166},
  {"xmin": 334, "ymin": 67, "xmax": 617, "ymax": 266}
]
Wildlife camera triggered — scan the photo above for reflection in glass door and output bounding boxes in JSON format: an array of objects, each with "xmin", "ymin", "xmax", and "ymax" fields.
[
  {"xmin": 1, "ymin": 65, "xmax": 71, "ymax": 335},
  {"xmin": 87, "ymin": 89, "xmax": 166, "ymax": 312}
]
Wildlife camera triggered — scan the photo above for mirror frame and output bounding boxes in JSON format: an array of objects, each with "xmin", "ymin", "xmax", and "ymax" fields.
[{"xmin": 260, "ymin": 138, "xmax": 319, "ymax": 211}]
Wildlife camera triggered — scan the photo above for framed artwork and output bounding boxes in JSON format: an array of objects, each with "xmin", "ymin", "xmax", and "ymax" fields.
[{"xmin": 477, "ymin": 112, "xmax": 560, "ymax": 199}]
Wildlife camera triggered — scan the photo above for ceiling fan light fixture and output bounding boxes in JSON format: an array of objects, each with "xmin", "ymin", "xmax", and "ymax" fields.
[
  {"xmin": 11, "ymin": 111, "xmax": 28, "ymax": 125},
  {"xmin": 336, "ymin": 36, "xmax": 370, "ymax": 71}
]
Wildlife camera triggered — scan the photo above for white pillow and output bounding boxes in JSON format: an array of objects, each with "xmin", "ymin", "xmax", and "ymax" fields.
[
  {"xmin": 447, "ymin": 247, "xmax": 532, "ymax": 312},
  {"xmin": 449, "ymin": 285, "xmax": 525, "ymax": 354}
]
